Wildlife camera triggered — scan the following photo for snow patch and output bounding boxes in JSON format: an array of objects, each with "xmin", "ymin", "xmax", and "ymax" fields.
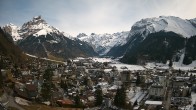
[
  {"xmin": 15, "ymin": 97, "xmax": 30, "ymax": 105},
  {"xmin": 145, "ymin": 100, "xmax": 162, "ymax": 105},
  {"xmin": 42, "ymin": 101, "xmax": 50, "ymax": 105},
  {"xmin": 25, "ymin": 53, "xmax": 65, "ymax": 64},
  {"xmin": 33, "ymin": 29, "xmax": 48, "ymax": 36},
  {"xmin": 47, "ymin": 40, "xmax": 58, "ymax": 44},
  {"xmin": 132, "ymin": 16, "xmax": 196, "ymax": 38},
  {"xmin": 110, "ymin": 63, "xmax": 145, "ymax": 71},
  {"xmin": 92, "ymin": 57, "xmax": 112, "ymax": 63},
  {"xmin": 78, "ymin": 31, "xmax": 129, "ymax": 55}
]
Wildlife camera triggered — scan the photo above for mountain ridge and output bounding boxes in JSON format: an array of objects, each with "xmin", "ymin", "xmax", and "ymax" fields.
[
  {"xmin": 108, "ymin": 16, "xmax": 196, "ymax": 56},
  {"xmin": 2, "ymin": 15, "xmax": 196, "ymax": 64},
  {"xmin": 78, "ymin": 31, "xmax": 129, "ymax": 55},
  {"xmin": 130, "ymin": 16, "xmax": 196, "ymax": 38}
]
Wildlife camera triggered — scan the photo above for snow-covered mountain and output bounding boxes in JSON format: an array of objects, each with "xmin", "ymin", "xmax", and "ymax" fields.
[
  {"xmin": 79, "ymin": 16, "xmax": 196, "ymax": 56},
  {"xmin": 107, "ymin": 16, "xmax": 196, "ymax": 64},
  {"xmin": 3, "ymin": 16, "xmax": 97, "ymax": 59},
  {"xmin": 20, "ymin": 16, "xmax": 62, "ymax": 38},
  {"xmin": 3, "ymin": 16, "xmax": 73, "ymax": 42},
  {"xmin": 130, "ymin": 16, "xmax": 196, "ymax": 38},
  {"xmin": 78, "ymin": 31, "xmax": 129, "ymax": 55}
]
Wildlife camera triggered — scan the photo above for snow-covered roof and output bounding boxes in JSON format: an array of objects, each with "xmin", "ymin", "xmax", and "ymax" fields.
[
  {"xmin": 145, "ymin": 100, "xmax": 162, "ymax": 105},
  {"xmin": 130, "ymin": 92, "xmax": 143, "ymax": 103},
  {"xmin": 108, "ymin": 85, "xmax": 118, "ymax": 90},
  {"xmin": 137, "ymin": 92, "xmax": 147, "ymax": 103}
]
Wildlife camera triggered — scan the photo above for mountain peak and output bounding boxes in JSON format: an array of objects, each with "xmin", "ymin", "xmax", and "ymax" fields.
[
  {"xmin": 20, "ymin": 16, "xmax": 61, "ymax": 37},
  {"xmin": 131, "ymin": 16, "xmax": 196, "ymax": 38},
  {"xmin": 31, "ymin": 15, "xmax": 47, "ymax": 25},
  {"xmin": 33, "ymin": 15, "xmax": 42, "ymax": 20},
  {"xmin": 7, "ymin": 23, "xmax": 16, "ymax": 26},
  {"xmin": 77, "ymin": 33, "xmax": 87, "ymax": 38},
  {"xmin": 22, "ymin": 16, "xmax": 47, "ymax": 30}
]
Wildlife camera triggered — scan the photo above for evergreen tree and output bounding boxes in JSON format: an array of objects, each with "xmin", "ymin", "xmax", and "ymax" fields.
[
  {"xmin": 41, "ymin": 69, "xmax": 53, "ymax": 101},
  {"xmin": 41, "ymin": 82, "xmax": 52, "ymax": 100},
  {"xmin": 0, "ymin": 57, "xmax": 5, "ymax": 69},
  {"xmin": 120, "ymin": 85, "xmax": 126, "ymax": 108},
  {"xmin": 114, "ymin": 87, "xmax": 121, "ymax": 107},
  {"xmin": 95, "ymin": 86, "xmax": 103, "ymax": 106},
  {"xmin": 178, "ymin": 69, "xmax": 181, "ymax": 73},
  {"xmin": 74, "ymin": 94, "xmax": 83, "ymax": 108},
  {"xmin": 136, "ymin": 73, "xmax": 141, "ymax": 86},
  {"xmin": 168, "ymin": 59, "xmax": 173, "ymax": 67},
  {"xmin": 83, "ymin": 76, "xmax": 88, "ymax": 86},
  {"xmin": 0, "ymin": 56, "xmax": 4, "ymax": 89},
  {"xmin": 60, "ymin": 80, "xmax": 68, "ymax": 92},
  {"xmin": 183, "ymin": 55, "xmax": 192, "ymax": 65},
  {"xmin": 0, "ymin": 67, "xmax": 3, "ymax": 89},
  {"xmin": 114, "ymin": 85, "xmax": 126, "ymax": 108}
]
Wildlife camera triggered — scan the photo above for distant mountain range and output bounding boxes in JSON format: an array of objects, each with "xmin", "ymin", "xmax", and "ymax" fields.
[
  {"xmin": 77, "ymin": 32, "xmax": 129, "ymax": 55},
  {"xmin": 2, "ymin": 16, "xmax": 196, "ymax": 65}
]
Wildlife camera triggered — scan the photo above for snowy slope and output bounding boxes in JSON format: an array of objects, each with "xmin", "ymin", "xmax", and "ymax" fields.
[
  {"xmin": 78, "ymin": 31, "xmax": 129, "ymax": 55},
  {"xmin": 3, "ymin": 23, "xmax": 22, "ymax": 41},
  {"xmin": 131, "ymin": 16, "xmax": 196, "ymax": 38}
]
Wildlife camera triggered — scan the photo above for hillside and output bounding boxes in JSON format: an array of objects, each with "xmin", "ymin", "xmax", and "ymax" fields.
[{"xmin": 0, "ymin": 27, "xmax": 26, "ymax": 63}]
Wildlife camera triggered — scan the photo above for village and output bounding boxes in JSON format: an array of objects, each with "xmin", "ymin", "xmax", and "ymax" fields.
[{"xmin": 0, "ymin": 54, "xmax": 196, "ymax": 110}]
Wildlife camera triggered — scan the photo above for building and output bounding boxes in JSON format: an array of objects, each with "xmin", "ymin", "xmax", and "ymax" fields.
[{"xmin": 149, "ymin": 83, "xmax": 165, "ymax": 100}]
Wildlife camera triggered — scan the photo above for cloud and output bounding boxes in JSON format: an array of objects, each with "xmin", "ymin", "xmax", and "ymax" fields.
[
  {"xmin": 0, "ymin": 0, "xmax": 196, "ymax": 36},
  {"xmin": 52, "ymin": 0, "xmax": 196, "ymax": 36}
]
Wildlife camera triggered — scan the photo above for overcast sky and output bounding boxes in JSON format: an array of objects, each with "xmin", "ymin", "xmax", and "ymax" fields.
[{"xmin": 0, "ymin": 0, "xmax": 196, "ymax": 36}]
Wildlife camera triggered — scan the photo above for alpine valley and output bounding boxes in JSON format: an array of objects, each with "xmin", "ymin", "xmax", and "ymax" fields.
[{"xmin": 2, "ymin": 16, "xmax": 196, "ymax": 65}]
